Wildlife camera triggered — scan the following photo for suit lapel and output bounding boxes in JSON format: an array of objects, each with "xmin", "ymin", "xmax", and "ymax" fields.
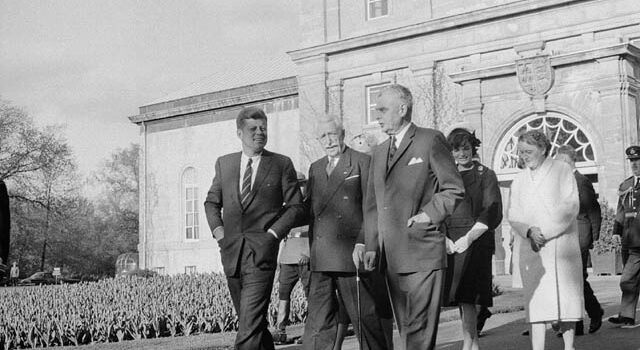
[
  {"xmin": 242, "ymin": 150, "xmax": 274, "ymax": 211},
  {"xmin": 230, "ymin": 152, "xmax": 242, "ymax": 207},
  {"xmin": 386, "ymin": 123, "xmax": 416, "ymax": 177},
  {"xmin": 317, "ymin": 147, "xmax": 354, "ymax": 215}
]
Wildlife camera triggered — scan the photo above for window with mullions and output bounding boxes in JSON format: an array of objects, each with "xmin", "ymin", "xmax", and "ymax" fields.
[
  {"xmin": 367, "ymin": 0, "xmax": 389, "ymax": 20},
  {"xmin": 366, "ymin": 83, "xmax": 390, "ymax": 124},
  {"xmin": 182, "ymin": 167, "xmax": 199, "ymax": 240}
]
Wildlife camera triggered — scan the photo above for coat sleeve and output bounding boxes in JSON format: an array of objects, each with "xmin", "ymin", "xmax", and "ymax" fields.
[
  {"xmin": 613, "ymin": 192, "xmax": 624, "ymax": 236},
  {"xmin": 478, "ymin": 169, "xmax": 503, "ymax": 230},
  {"xmin": 304, "ymin": 165, "xmax": 315, "ymax": 246},
  {"xmin": 204, "ymin": 159, "xmax": 224, "ymax": 237},
  {"xmin": 0, "ymin": 181, "xmax": 10, "ymax": 264},
  {"xmin": 421, "ymin": 132, "xmax": 465, "ymax": 225},
  {"xmin": 508, "ymin": 173, "xmax": 531, "ymax": 238},
  {"xmin": 364, "ymin": 153, "xmax": 379, "ymax": 252},
  {"xmin": 583, "ymin": 177, "xmax": 602, "ymax": 241},
  {"xmin": 540, "ymin": 163, "xmax": 579, "ymax": 240},
  {"xmin": 269, "ymin": 157, "xmax": 304, "ymax": 239},
  {"xmin": 356, "ymin": 154, "xmax": 371, "ymax": 245}
]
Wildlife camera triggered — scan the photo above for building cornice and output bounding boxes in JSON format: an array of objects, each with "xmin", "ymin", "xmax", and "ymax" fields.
[
  {"xmin": 288, "ymin": 0, "xmax": 590, "ymax": 61},
  {"xmin": 129, "ymin": 77, "xmax": 298, "ymax": 124},
  {"xmin": 450, "ymin": 43, "xmax": 640, "ymax": 83}
]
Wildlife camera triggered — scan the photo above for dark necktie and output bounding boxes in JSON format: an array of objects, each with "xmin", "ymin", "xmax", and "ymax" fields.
[
  {"xmin": 388, "ymin": 136, "xmax": 397, "ymax": 166},
  {"xmin": 241, "ymin": 158, "xmax": 253, "ymax": 208}
]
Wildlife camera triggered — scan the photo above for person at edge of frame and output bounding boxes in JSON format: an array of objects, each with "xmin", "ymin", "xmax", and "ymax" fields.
[{"xmin": 609, "ymin": 145, "xmax": 640, "ymax": 328}]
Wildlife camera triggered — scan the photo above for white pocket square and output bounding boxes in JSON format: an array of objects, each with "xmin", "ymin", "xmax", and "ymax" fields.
[
  {"xmin": 345, "ymin": 175, "xmax": 360, "ymax": 180},
  {"xmin": 408, "ymin": 157, "xmax": 423, "ymax": 165}
]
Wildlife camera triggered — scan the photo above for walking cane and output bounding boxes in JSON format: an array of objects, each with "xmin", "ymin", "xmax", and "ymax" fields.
[{"xmin": 356, "ymin": 266, "xmax": 364, "ymax": 350}]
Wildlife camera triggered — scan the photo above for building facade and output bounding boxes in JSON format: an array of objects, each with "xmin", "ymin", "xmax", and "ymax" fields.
[{"xmin": 131, "ymin": 0, "xmax": 640, "ymax": 274}]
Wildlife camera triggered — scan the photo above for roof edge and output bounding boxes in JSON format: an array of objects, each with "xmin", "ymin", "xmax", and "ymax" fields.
[{"xmin": 129, "ymin": 77, "xmax": 298, "ymax": 124}]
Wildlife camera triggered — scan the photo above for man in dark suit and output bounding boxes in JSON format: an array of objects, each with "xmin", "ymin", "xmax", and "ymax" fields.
[
  {"xmin": 302, "ymin": 116, "xmax": 392, "ymax": 350},
  {"xmin": 204, "ymin": 107, "xmax": 304, "ymax": 350},
  {"xmin": 0, "ymin": 180, "xmax": 10, "ymax": 275},
  {"xmin": 609, "ymin": 145, "xmax": 640, "ymax": 327},
  {"xmin": 556, "ymin": 145, "xmax": 604, "ymax": 335},
  {"xmin": 355, "ymin": 84, "xmax": 465, "ymax": 349}
]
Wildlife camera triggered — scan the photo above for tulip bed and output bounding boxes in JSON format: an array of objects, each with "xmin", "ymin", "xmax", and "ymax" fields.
[{"xmin": 0, "ymin": 272, "xmax": 307, "ymax": 349}]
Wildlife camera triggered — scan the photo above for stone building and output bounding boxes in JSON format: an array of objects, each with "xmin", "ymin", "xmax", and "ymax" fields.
[{"xmin": 130, "ymin": 0, "xmax": 640, "ymax": 274}]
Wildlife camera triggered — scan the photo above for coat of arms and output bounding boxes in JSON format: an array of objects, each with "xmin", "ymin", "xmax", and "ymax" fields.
[{"xmin": 516, "ymin": 55, "xmax": 554, "ymax": 97}]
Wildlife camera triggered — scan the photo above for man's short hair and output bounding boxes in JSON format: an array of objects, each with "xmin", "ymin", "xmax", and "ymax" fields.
[
  {"xmin": 518, "ymin": 130, "xmax": 552, "ymax": 156},
  {"xmin": 556, "ymin": 145, "xmax": 577, "ymax": 162},
  {"xmin": 236, "ymin": 107, "xmax": 268, "ymax": 129},
  {"xmin": 379, "ymin": 84, "xmax": 413, "ymax": 120}
]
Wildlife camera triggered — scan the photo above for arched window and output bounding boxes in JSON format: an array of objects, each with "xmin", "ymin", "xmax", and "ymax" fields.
[
  {"xmin": 494, "ymin": 112, "xmax": 597, "ymax": 181},
  {"xmin": 182, "ymin": 167, "xmax": 199, "ymax": 240}
]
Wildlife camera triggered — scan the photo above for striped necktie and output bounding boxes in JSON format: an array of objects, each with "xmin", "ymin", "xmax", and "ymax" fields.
[
  {"xmin": 388, "ymin": 136, "xmax": 397, "ymax": 167},
  {"xmin": 241, "ymin": 158, "xmax": 253, "ymax": 208}
]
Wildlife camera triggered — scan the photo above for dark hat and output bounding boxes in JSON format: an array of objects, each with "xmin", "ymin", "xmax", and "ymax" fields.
[{"xmin": 626, "ymin": 146, "xmax": 640, "ymax": 160}]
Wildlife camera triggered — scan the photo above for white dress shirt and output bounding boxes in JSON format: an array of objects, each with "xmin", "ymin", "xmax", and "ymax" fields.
[
  {"xmin": 239, "ymin": 152, "xmax": 262, "ymax": 193},
  {"xmin": 391, "ymin": 122, "xmax": 412, "ymax": 147}
]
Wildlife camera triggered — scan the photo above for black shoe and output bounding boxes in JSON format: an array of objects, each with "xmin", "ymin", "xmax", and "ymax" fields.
[
  {"xmin": 608, "ymin": 316, "xmax": 635, "ymax": 327},
  {"xmin": 521, "ymin": 329, "xmax": 529, "ymax": 336},
  {"xmin": 589, "ymin": 311, "xmax": 603, "ymax": 334},
  {"xmin": 477, "ymin": 307, "xmax": 492, "ymax": 333}
]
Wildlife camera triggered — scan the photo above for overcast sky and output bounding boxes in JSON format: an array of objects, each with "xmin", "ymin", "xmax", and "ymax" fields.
[{"xmin": 0, "ymin": 0, "xmax": 300, "ymax": 175}]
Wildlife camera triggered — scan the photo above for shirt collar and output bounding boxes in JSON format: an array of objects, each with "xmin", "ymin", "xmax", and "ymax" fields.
[
  {"xmin": 327, "ymin": 144, "xmax": 346, "ymax": 163},
  {"xmin": 241, "ymin": 151, "xmax": 262, "ymax": 163},
  {"xmin": 391, "ymin": 122, "xmax": 412, "ymax": 147}
]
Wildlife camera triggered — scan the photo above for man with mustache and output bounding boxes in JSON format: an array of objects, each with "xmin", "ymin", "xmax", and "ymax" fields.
[
  {"xmin": 302, "ymin": 115, "xmax": 392, "ymax": 350},
  {"xmin": 204, "ymin": 107, "xmax": 304, "ymax": 350}
]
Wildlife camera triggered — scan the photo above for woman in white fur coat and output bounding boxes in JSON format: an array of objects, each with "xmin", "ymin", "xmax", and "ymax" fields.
[{"xmin": 508, "ymin": 130, "xmax": 583, "ymax": 350}]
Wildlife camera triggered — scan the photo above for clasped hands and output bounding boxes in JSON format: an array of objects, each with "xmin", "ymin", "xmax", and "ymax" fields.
[{"xmin": 527, "ymin": 226, "xmax": 546, "ymax": 252}]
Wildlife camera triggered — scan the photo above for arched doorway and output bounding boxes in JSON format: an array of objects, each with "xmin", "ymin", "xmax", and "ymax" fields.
[
  {"xmin": 492, "ymin": 112, "xmax": 598, "ymax": 276},
  {"xmin": 494, "ymin": 112, "xmax": 598, "ymax": 181}
]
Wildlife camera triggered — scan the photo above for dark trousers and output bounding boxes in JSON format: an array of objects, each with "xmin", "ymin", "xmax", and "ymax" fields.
[
  {"xmin": 302, "ymin": 271, "xmax": 393, "ymax": 350},
  {"xmin": 227, "ymin": 244, "xmax": 276, "ymax": 350},
  {"xmin": 278, "ymin": 263, "xmax": 311, "ymax": 300},
  {"xmin": 581, "ymin": 250, "xmax": 603, "ymax": 319},
  {"xmin": 386, "ymin": 268, "xmax": 444, "ymax": 350},
  {"xmin": 619, "ymin": 248, "xmax": 640, "ymax": 320}
]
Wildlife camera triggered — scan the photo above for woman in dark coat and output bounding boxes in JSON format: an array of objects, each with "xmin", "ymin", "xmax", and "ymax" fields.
[{"xmin": 444, "ymin": 128, "xmax": 503, "ymax": 350}]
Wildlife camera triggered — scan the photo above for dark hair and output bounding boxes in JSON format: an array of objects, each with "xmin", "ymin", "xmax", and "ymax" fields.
[
  {"xmin": 556, "ymin": 145, "xmax": 577, "ymax": 162},
  {"xmin": 518, "ymin": 130, "xmax": 551, "ymax": 156},
  {"xmin": 379, "ymin": 84, "xmax": 413, "ymax": 120},
  {"xmin": 236, "ymin": 107, "xmax": 267, "ymax": 129},
  {"xmin": 447, "ymin": 128, "xmax": 481, "ymax": 157}
]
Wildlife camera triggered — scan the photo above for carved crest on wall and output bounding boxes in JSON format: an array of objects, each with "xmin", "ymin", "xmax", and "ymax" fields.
[{"xmin": 516, "ymin": 55, "xmax": 554, "ymax": 97}]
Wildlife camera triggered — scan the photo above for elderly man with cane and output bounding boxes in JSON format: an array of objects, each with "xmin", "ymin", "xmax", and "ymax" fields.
[{"xmin": 301, "ymin": 115, "xmax": 393, "ymax": 350}]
